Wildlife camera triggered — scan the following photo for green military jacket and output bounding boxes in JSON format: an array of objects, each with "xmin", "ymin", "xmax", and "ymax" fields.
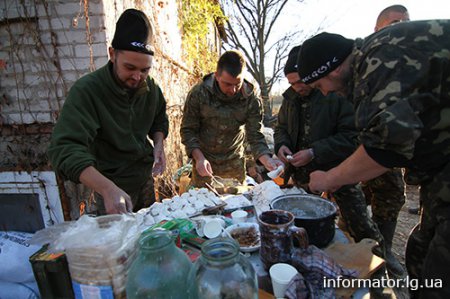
[
  {"xmin": 48, "ymin": 62, "xmax": 169, "ymax": 194},
  {"xmin": 181, "ymin": 73, "xmax": 271, "ymax": 180},
  {"xmin": 351, "ymin": 19, "xmax": 450, "ymax": 178},
  {"xmin": 274, "ymin": 88, "xmax": 358, "ymax": 184}
]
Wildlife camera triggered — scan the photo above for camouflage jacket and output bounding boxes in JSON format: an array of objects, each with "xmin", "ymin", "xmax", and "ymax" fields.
[
  {"xmin": 180, "ymin": 73, "xmax": 271, "ymax": 165},
  {"xmin": 274, "ymin": 87, "xmax": 358, "ymax": 184},
  {"xmin": 351, "ymin": 19, "xmax": 450, "ymax": 176}
]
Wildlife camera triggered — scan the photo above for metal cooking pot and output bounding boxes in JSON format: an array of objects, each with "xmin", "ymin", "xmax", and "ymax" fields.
[{"xmin": 270, "ymin": 194, "xmax": 337, "ymax": 248}]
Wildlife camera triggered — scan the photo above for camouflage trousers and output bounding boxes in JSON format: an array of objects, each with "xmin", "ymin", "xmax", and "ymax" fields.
[
  {"xmin": 406, "ymin": 162, "xmax": 450, "ymax": 299},
  {"xmin": 362, "ymin": 168, "xmax": 406, "ymax": 222},
  {"xmin": 190, "ymin": 157, "xmax": 246, "ymax": 188},
  {"xmin": 332, "ymin": 184, "xmax": 384, "ymax": 246},
  {"xmin": 94, "ymin": 176, "xmax": 156, "ymax": 215}
]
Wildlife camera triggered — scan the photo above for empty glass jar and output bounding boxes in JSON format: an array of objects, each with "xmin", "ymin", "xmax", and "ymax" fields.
[
  {"xmin": 126, "ymin": 229, "xmax": 192, "ymax": 298},
  {"xmin": 187, "ymin": 237, "xmax": 258, "ymax": 299}
]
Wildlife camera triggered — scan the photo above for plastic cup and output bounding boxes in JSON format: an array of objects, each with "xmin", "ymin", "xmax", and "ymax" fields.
[
  {"xmin": 203, "ymin": 218, "xmax": 225, "ymax": 239},
  {"xmin": 231, "ymin": 209, "xmax": 248, "ymax": 224},
  {"xmin": 269, "ymin": 263, "xmax": 298, "ymax": 298}
]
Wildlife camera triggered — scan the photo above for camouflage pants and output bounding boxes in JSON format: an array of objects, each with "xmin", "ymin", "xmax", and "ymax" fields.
[
  {"xmin": 94, "ymin": 176, "xmax": 156, "ymax": 215},
  {"xmin": 332, "ymin": 184, "xmax": 384, "ymax": 246},
  {"xmin": 406, "ymin": 162, "xmax": 450, "ymax": 299},
  {"xmin": 190, "ymin": 157, "xmax": 246, "ymax": 188},
  {"xmin": 362, "ymin": 168, "xmax": 406, "ymax": 222}
]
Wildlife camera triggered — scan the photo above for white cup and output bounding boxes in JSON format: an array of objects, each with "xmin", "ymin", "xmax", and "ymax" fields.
[
  {"xmin": 269, "ymin": 263, "xmax": 298, "ymax": 298},
  {"xmin": 196, "ymin": 218, "xmax": 225, "ymax": 239},
  {"xmin": 203, "ymin": 218, "xmax": 225, "ymax": 238},
  {"xmin": 231, "ymin": 209, "xmax": 248, "ymax": 224}
]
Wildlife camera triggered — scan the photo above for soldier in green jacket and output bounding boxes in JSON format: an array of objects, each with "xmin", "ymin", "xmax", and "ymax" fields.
[
  {"xmin": 181, "ymin": 50, "xmax": 282, "ymax": 187},
  {"xmin": 48, "ymin": 9, "xmax": 169, "ymax": 215},
  {"xmin": 275, "ymin": 45, "xmax": 383, "ymax": 250},
  {"xmin": 298, "ymin": 20, "xmax": 450, "ymax": 298}
]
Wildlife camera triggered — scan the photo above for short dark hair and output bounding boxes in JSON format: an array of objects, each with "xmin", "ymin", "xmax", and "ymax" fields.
[{"xmin": 217, "ymin": 50, "xmax": 246, "ymax": 77}]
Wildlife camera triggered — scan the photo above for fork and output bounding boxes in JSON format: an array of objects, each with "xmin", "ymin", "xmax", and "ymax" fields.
[{"xmin": 211, "ymin": 175, "xmax": 225, "ymax": 187}]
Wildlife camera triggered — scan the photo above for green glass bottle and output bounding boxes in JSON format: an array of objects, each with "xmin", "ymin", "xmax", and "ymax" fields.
[{"xmin": 126, "ymin": 230, "xmax": 192, "ymax": 298}]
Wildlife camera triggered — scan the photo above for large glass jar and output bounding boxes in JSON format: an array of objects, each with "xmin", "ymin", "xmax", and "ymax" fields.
[
  {"xmin": 126, "ymin": 229, "xmax": 192, "ymax": 298},
  {"xmin": 187, "ymin": 237, "xmax": 258, "ymax": 299}
]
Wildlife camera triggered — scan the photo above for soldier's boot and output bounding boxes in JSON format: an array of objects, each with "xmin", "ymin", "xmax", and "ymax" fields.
[{"xmin": 377, "ymin": 220, "xmax": 405, "ymax": 278}]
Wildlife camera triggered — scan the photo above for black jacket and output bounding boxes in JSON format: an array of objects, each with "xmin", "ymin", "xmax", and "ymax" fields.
[{"xmin": 274, "ymin": 88, "xmax": 358, "ymax": 184}]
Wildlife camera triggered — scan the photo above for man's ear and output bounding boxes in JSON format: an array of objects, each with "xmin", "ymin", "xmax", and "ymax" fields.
[
  {"xmin": 108, "ymin": 47, "xmax": 115, "ymax": 61},
  {"xmin": 332, "ymin": 63, "xmax": 343, "ymax": 76}
]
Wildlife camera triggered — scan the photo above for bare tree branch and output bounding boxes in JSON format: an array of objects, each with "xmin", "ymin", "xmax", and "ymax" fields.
[{"xmin": 222, "ymin": 0, "xmax": 305, "ymax": 123}]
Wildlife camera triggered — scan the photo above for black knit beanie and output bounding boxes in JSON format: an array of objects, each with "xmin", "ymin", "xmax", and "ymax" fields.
[
  {"xmin": 297, "ymin": 32, "xmax": 354, "ymax": 84},
  {"xmin": 112, "ymin": 9, "xmax": 154, "ymax": 55},
  {"xmin": 283, "ymin": 45, "xmax": 301, "ymax": 75}
]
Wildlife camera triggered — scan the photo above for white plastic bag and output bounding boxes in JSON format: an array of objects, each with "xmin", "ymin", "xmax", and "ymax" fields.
[
  {"xmin": 30, "ymin": 214, "xmax": 141, "ymax": 298},
  {"xmin": 0, "ymin": 231, "xmax": 41, "ymax": 283},
  {"xmin": 0, "ymin": 281, "xmax": 40, "ymax": 299}
]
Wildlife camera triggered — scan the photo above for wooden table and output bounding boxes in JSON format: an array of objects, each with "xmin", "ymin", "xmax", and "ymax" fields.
[{"xmin": 258, "ymin": 288, "xmax": 274, "ymax": 299}]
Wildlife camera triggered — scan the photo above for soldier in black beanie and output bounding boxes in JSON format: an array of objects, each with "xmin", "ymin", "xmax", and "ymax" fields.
[
  {"xmin": 274, "ymin": 45, "xmax": 383, "ymax": 252},
  {"xmin": 298, "ymin": 21, "xmax": 450, "ymax": 299},
  {"xmin": 48, "ymin": 8, "xmax": 168, "ymax": 215},
  {"xmin": 111, "ymin": 8, "xmax": 155, "ymax": 55},
  {"xmin": 298, "ymin": 32, "xmax": 353, "ymax": 88}
]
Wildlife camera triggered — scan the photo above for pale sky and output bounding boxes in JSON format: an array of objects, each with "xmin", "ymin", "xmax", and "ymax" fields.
[
  {"xmin": 274, "ymin": 0, "xmax": 449, "ymax": 92},
  {"xmin": 289, "ymin": 0, "xmax": 449, "ymax": 39}
]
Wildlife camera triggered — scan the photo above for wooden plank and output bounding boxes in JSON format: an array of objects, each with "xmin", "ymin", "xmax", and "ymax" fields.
[
  {"xmin": 258, "ymin": 288, "xmax": 274, "ymax": 299},
  {"xmin": 324, "ymin": 238, "xmax": 385, "ymax": 298}
]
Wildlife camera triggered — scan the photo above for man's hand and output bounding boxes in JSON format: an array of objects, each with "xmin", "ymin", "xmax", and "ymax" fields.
[
  {"xmin": 196, "ymin": 158, "xmax": 213, "ymax": 177},
  {"xmin": 309, "ymin": 146, "xmax": 391, "ymax": 194},
  {"xmin": 80, "ymin": 166, "xmax": 133, "ymax": 214},
  {"xmin": 152, "ymin": 132, "xmax": 166, "ymax": 176},
  {"xmin": 308, "ymin": 170, "xmax": 341, "ymax": 194},
  {"xmin": 152, "ymin": 144, "xmax": 166, "ymax": 176},
  {"xmin": 192, "ymin": 148, "xmax": 213, "ymax": 177},
  {"xmin": 290, "ymin": 148, "xmax": 314, "ymax": 167},
  {"xmin": 259, "ymin": 154, "xmax": 284, "ymax": 172},
  {"xmin": 277, "ymin": 145, "xmax": 293, "ymax": 163},
  {"xmin": 102, "ymin": 185, "xmax": 133, "ymax": 214}
]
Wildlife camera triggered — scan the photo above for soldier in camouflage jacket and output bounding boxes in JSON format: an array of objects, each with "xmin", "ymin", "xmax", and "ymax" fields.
[
  {"xmin": 298, "ymin": 20, "xmax": 450, "ymax": 298},
  {"xmin": 181, "ymin": 50, "xmax": 282, "ymax": 187}
]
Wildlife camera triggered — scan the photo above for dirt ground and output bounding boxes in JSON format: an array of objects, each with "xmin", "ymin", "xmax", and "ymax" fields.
[
  {"xmin": 387, "ymin": 185, "xmax": 420, "ymax": 299},
  {"xmin": 391, "ymin": 185, "xmax": 420, "ymax": 267}
]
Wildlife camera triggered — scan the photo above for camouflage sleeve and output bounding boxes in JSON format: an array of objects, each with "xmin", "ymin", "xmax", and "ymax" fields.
[
  {"xmin": 180, "ymin": 85, "xmax": 202, "ymax": 157},
  {"xmin": 311, "ymin": 94, "xmax": 359, "ymax": 164},
  {"xmin": 353, "ymin": 44, "xmax": 426, "ymax": 161},
  {"xmin": 273, "ymin": 97, "xmax": 293, "ymax": 155},
  {"xmin": 245, "ymin": 94, "xmax": 272, "ymax": 160}
]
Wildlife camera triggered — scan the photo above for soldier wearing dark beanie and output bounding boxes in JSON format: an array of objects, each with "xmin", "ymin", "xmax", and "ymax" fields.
[
  {"xmin": 283, "ymin": 45, "xmax": 301, "ymax": 75},
  {"xmin": 297, "ymin": 32, "xmax": 354, "ymax": 84},
  {"xmin": 299, "ymin": 20, "xmax": 450, "ymax": 299},
  {"xmin": 48, "ymin": 8, "xmax": 168, "ymax": 216},
  {"xmin": 111, "ymin": 8, "xmax": 154, "ymax": 55}
]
